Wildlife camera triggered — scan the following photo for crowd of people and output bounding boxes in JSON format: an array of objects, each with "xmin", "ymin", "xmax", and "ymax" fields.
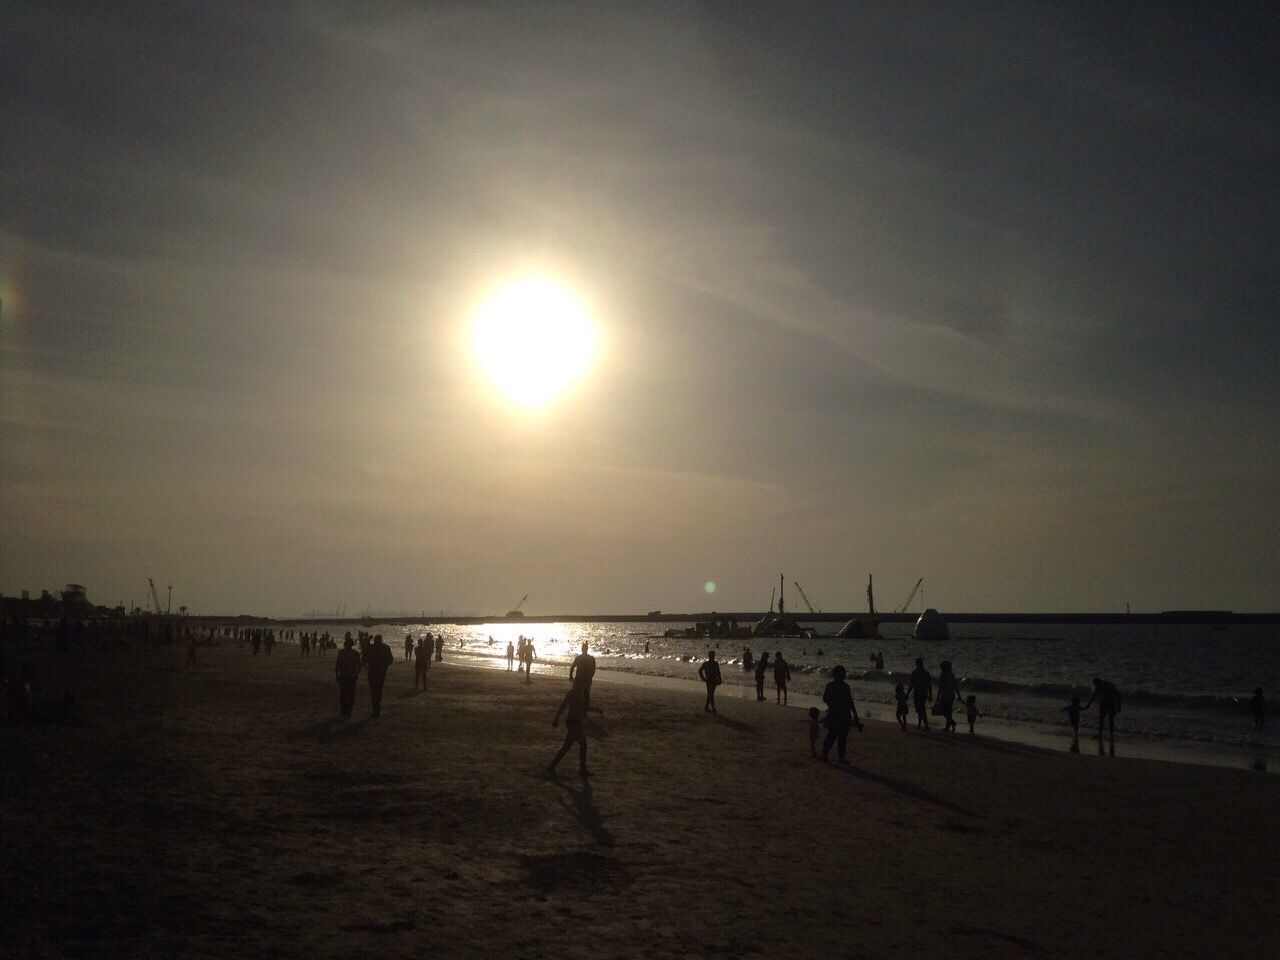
[{"xmin": 0, "ymin": 618, "xmax": 1270, "ymax": 774}]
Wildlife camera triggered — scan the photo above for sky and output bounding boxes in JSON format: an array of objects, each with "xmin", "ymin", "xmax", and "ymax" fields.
[{"xmin": 2, "ymin": 1, "xmax": 1278, "ymax": 616}]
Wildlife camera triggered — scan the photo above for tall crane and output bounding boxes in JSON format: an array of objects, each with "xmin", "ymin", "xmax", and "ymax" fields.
[
  {"xmin": 507, "ymin": 594, "xmax": 528, "ymax": 617},
  {"xmin": 793, "ymin": 581, "xmax": 819, "ymax": 614},
  {"xmin": 147, "ymin": 578, "xmax": 164, "ymax": 615},
  {"xmin": 896, "ymin": 578, "xmax": 924, "ymax": 614}
]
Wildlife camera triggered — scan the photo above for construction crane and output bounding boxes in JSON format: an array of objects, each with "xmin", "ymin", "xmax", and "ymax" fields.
[
  {"xmin": 506, "ymin": 594, "xmax": 528, "ymax": 617},
  {"xmin": 147, "ymin": 578, "xmax": 164, "ymax": 615},
  {"xmin": 896, "ymin": 578, "xmax": 924, "ymax": 614},
  {"xmin": 793, "ymin": 581, "xmax": 819, "ymax": 614}
]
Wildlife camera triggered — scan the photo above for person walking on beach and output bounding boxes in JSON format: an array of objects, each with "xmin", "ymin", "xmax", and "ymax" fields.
[
  {"xmin": 403, "ymin": 635, "xmax": 413, "ymax": 661},
  {"xmin": 433, "ymin": 633, "xmax": 444, "ymax": 662},
  {"xmin": 936, "ymin": 660, "xmax": 961, "ymax": 732},
  {"xmin": 336, "ymin": 638, "xmax": 361, "ymax": 718},
  {"xmin": 1063, "ymin": 695, "xmax": 1082, "ymax": 752},
  {"xmin": 754, "ymin": 651, "xmax": 770, "ymax": 702},
  {"xmin": 742, "ymin": 647, "xmax": 754, "ymax": 672},
  {"xmin": 773, "ymin": 650, "xmax": 791, "ymax": 705},
  {"xmin": 569, "ymin": 642, "xmax": 597, "ymax": 708},
  {"xmin": 1249, "ymin": 688, "xmax": 1266, "ymax": 728},
  {"xmin": 906, "ymin": 658, "xmax": 932, "ymax": 729},
  {"xmin": 367, "ymin": 635, "xmax": 394, "ymax": 719},
  {"xmin": 521, "ymin": 639, "xmax": 536, "ymax": 685},
  {"xmin": 964, "ymin": 695, "xmax": 981, "ymax": 734},
  {"xmin": 413, "ymin": 638, "xmax": 431, "ymax": 691},
  {"xmin": 894, "ymin": 682, "xmax": 909, "ymax": 731},
  {"xmin": 251, "ymin": 632, "xmax": 261, "ymax": 656},
  {"xmin": 698, "ymin": 650, "xmax": 722, "ymax": 714},
  {"xmin": 506, "ymin": 641, "xmax": 515, "ymax": 671},
  {"xmin": 548, "ymin": 683, "xmax": 593, "ymax": 778},
  {"xmin": 1081, "ymin": 676, "xmax": 1121, "ymax": 751},
  {"xmin": 821, "ymin": 665, "xmax": 863, "ymax": 763}
]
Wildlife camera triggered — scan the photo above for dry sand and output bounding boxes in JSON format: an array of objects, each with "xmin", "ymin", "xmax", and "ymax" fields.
[{"xmin": 2, "ymin": 641, "xmax": 1276, "ymax": 959}]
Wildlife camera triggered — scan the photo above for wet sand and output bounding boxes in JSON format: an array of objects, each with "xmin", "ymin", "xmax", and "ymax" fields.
[{"xmin": 2, "ymin": 641, "xmax": 1276, "ymax": 959}]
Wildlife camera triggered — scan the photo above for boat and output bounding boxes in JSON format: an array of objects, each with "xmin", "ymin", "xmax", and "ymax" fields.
[
  {"xmin": 838, "ymin": 575, "xmax": 882, "ymax": 639},
  {"xmin": 752, "ymin": 576, "xmax": 816, "ymax": 638},
  {"xmin": 913, "ymin": 608, "xmax": 949, "ymax": 641}
]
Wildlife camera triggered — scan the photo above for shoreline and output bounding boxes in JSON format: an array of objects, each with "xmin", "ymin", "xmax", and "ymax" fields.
[{"xmin": 444, "ymin": 648, "xmax": 1275, "ymax": 774}]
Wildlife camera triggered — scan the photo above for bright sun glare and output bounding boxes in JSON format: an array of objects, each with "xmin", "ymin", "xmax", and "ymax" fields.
[{"xmin": 472, "ymin": 277, "xmax": 596, "ymax": 408}]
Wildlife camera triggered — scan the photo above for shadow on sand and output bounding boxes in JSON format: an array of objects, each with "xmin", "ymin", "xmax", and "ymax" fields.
[
  {"xmin": 288, "ymin": 717, "xmax": 371, "ymax": 742},
  {"xmin": 832, "ymin": 762, "xmax": 980, "ymax": 819},
  {"xmin": 712, "ymin": 713, "xmax": 757, "ymax": 735},
  {"xmin": 554, "ymin": 779, "xmax": 615, "ymax": 847}
]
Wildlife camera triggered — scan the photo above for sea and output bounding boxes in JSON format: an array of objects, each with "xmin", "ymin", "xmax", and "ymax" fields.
[{"xmin": 354, "ymin": 619, "xmax": 1277, "ymax": 771}]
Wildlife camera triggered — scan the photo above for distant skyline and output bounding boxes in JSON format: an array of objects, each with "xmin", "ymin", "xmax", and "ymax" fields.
[{"xmin": 3, "ymin": 2, "xmax": 1278, "ymax": 615}]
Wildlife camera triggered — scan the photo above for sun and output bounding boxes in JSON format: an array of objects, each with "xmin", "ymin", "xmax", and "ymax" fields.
[{"xmin": 471, "ymin": 277, "xmax": 597, "ymax": 408}]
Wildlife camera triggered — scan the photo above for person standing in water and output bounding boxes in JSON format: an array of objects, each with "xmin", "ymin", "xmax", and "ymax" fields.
[
  {"xmin": 773, "ymin": 650, "xmax": 790, "ymax": 705},
  {"xmin": 433, "ymin": 633, "xmax": 444, "ymax": 662},
  {"xmin": 569, "ymin": 642, "xmax": 597, "ymax": 708},
  {"xmin": 742, "ymin": 647, "xmax": 754, "ymax": 672},
  {"xmin": 335, "ymin": 637, "xmax": 361, "ymax": 718},
  {"xmin": 754, "ymin": 651, "xmax": 770, "ymax": 702},
  {"xmin": 1081, "ymin": 676, "xmax": 1122, "ymax": 752},
  {"xmin": 906, "ymin": 658, "xmax": 932, "ymax": 730},
  {"xmin": 1063, "ymin": 695, "xmax": 1082, "ymax": 752},
  {"xmin": 698, "ymin": 650, "xmax": 722, "ymax": 714},
  {"xmin": 506, "ymin": 641, "xmax": 515, "ymax": 671},
  {"xmin": 821, "ymin": 665, "xmax": 863, "ymax": 763},
  {"xmin": 366, "ymin": 635, "xmax": 394, "ymax": 719}
]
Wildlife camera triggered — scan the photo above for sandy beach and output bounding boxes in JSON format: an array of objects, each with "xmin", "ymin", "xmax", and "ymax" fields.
[{"xmin": 2, "ymin": 640, "xmax": 1276, "ymax": 960}]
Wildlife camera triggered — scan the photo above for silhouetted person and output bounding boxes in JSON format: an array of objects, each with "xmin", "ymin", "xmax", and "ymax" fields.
[
  {"xmin": 251, "ymin": 633, "xmax": 261, "ymax": 656},
  {"xmin": 569, "ymin": 642, "xmax": 597, "ymax": 707},
  {"xmin": 894, "ymin": 682, "xmax": 909, "ymax": 731},
  {"xmin": 522, "ymin": 640, "xmax": 536, "ymax": 684},
  {"xmin": 937, "ymin": 660, "xmax": 961, "ymax": 732},
  {"xmin": 773, "ymin": 651, "xmax": 790, "ymax": 705},
  {"xmin": 754, "ymin": 651, "xmax": 770, "ymax": 701},
  {"xmin": 821, "ymin": 665, "xmax": 863, "ymax": 763},
  {"xmin": 433, "ymin": 634, "xmax": 444, "ymax": 662},
  {"xmin": 1249, "ymin": 688, "xmax": 1266, "ymax": 728},
  {"xmin": 548, "ymin": 683, "xmax": 591, "ymax": 777},
  {"xmin": 1081, "ymin": 676, "xmax": 1121, "ymax": 751},
  {"xmin": 643, "ymin": 640, "xmax": 650, "ymax": 654},
  {"xmin": 336, "ymin": 638, "xmax": 361, "ymax": 718},
  {"xmin": 367, "ymin": 635, "xmax": 394, "ymax": 718},
  {"xmin": 1063, "ymin": 695, "xmax": 1082, "ymax": 752},
  {"xmin": 874, "ymin": 650, "xmax": 884, "ymax": 670},
  {"xmin": 965, "ymin": 694, "xmax": 980, "ymax": 734},
  {"xmin": 743, "ymin": 647, "xmax": 754, "ymax": 672},
  {"xmin": 413, "ymin": 638, "xmax": 431, "ymax": 690},
  {"xmin": 906, "ymin": 658, "xmax": 932, "ymax": 730},
  {"xmin": 698, "ymin": 650, "xmax": 722, "ymax": 714},
  {"xmin": 185, "ymin": 635, "xmax": 197, "ymax": 668},
  {"xmin": 506, "ymin": 642, "xmax": 515, "ymax": 671},
  {"xmin": 807, "ymin": 707, "xmax": 821, "ymax": 758},
  {"xmin": 403, "ymin": 635, "xmax": 413, "ymax": 661}
]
